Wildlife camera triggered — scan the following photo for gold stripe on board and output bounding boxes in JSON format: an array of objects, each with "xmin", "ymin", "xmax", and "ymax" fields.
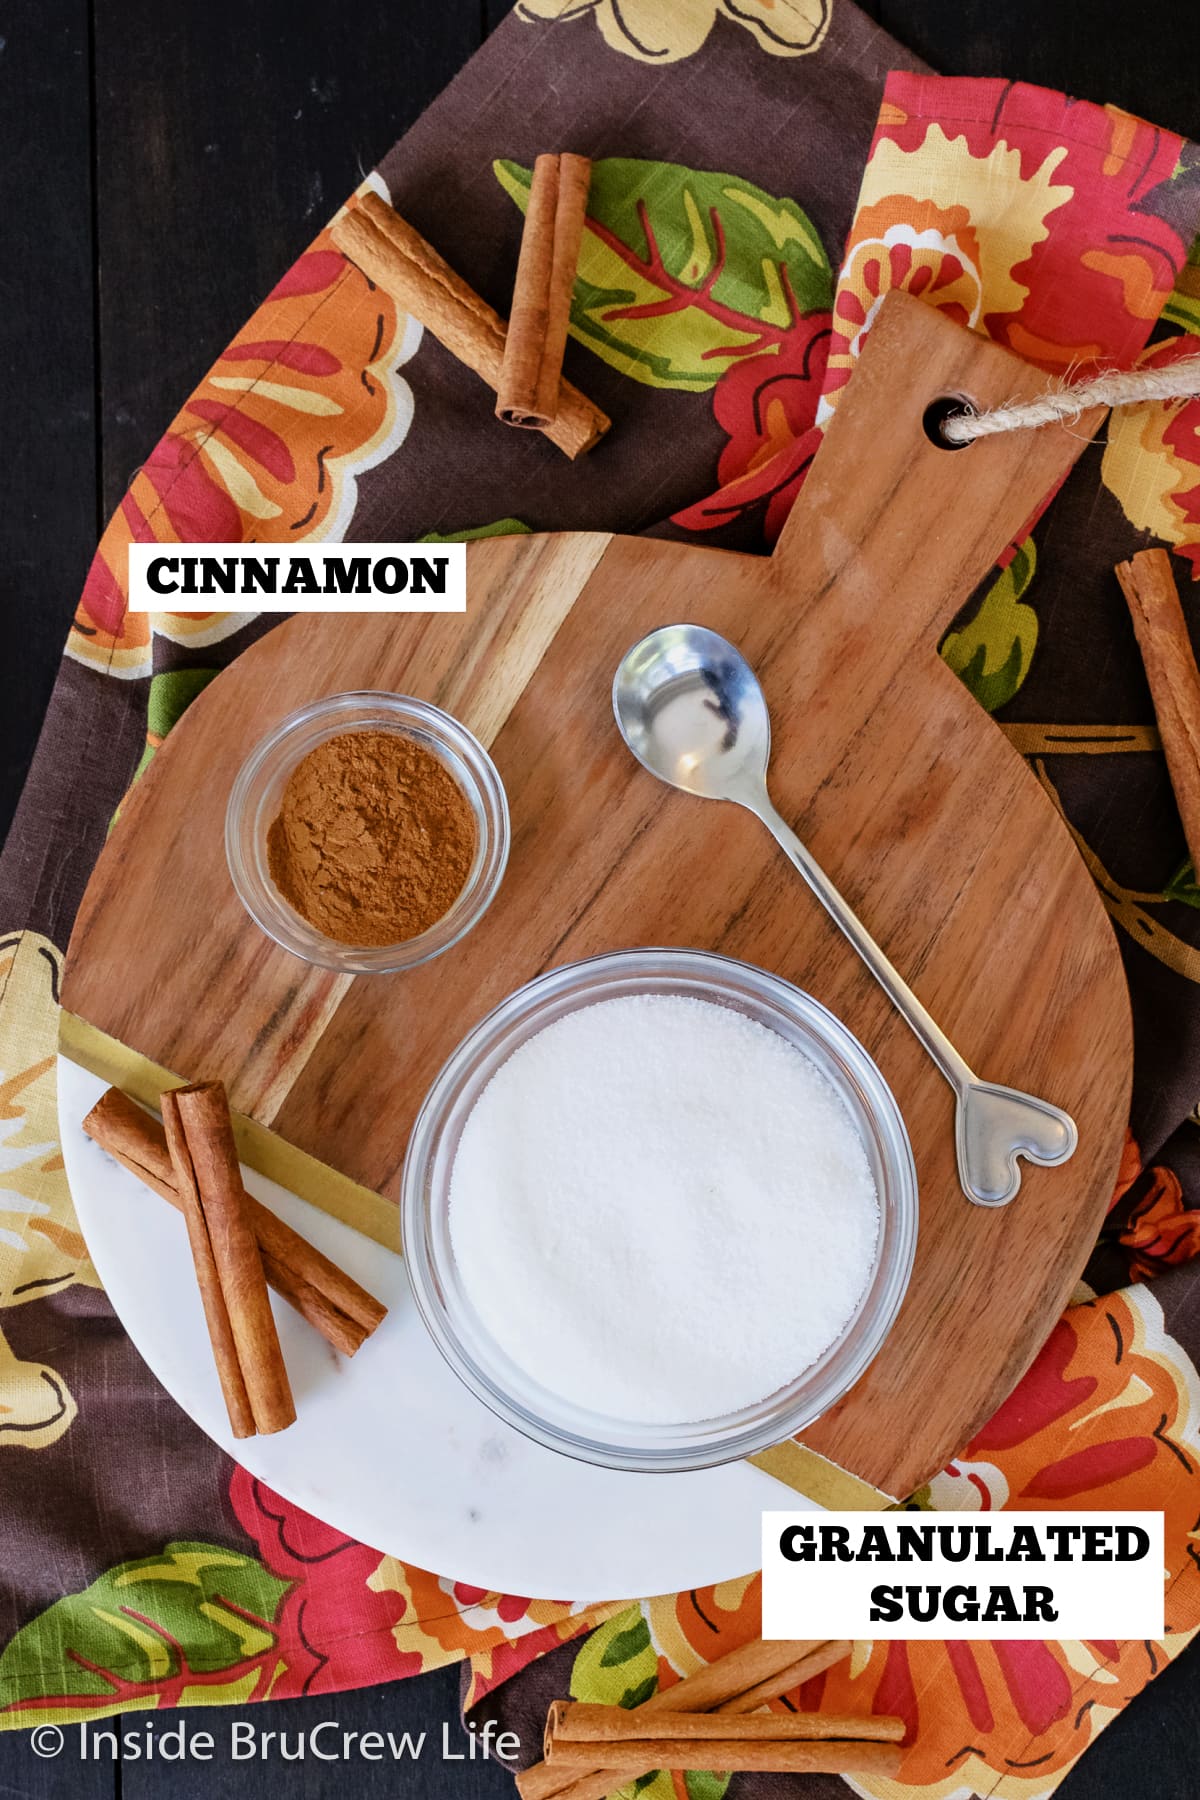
[
  {"xmin": 58, "ymin": 1010, "xmax": 400, "ymax": 1252},
  {"xmin": 64, "ymin": 1009, "xmax": 901, "ymax": 1499},
  {"xmin": 748, "ymin": 1440, "xmax": 896, "ymax": 1508},
  {"xmin": 435, "ymin": 531, "xmax": 611, "ymax": 748}
]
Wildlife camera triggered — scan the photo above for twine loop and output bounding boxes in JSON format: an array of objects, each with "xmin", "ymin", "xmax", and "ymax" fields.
[{"xmin": 940, "ymin": 353, "xmax": 1200, "ymax": 445}]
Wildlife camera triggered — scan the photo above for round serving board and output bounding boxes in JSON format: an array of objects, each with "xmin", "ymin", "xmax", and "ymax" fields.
[
  {"xmin": 59, "ymin": 1056, "xmax": 793, "ymax": 1599},
  {"xmin": 60, "ymin": 293, "xmax": 1133, "ymax": 1564}
]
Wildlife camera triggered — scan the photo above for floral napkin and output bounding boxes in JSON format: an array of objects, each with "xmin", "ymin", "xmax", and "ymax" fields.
[{"xmin": 2, "ymin": 5, "xmax": 1200, "ymax": 1797}]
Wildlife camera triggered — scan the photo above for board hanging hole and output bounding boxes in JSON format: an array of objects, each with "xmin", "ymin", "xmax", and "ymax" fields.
[{"xmin": 923, "ymin": 396, "xmax": 976, "ymax": 450}]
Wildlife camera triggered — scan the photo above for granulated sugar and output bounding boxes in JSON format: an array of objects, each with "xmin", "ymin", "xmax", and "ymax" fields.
[{"xmin": 448, "ymin": 993, "xmax": 880, "ymax": 1424}]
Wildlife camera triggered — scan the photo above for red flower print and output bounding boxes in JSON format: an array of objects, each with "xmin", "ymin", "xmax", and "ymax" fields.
[
  {"xmin": 969, "ymin": 1318, "xmax": 1097, "ymax": 1454},
  {"xmin": 671, "ymin": 312, "xmax": 831, "ymax": 542},
  {"xmin": 230, "ymin": 1470, "xmax": 422, "ymax": 1697}
]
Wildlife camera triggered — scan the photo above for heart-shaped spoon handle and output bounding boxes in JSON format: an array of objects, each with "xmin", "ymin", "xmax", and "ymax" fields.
[
  {"xmin": 955, "ymin": 1081, "xmax": 1078, "ymax": 1206},
  {"xmin": 751, "ymin": 798, "xmax": 1078, "ymax": 1206}
]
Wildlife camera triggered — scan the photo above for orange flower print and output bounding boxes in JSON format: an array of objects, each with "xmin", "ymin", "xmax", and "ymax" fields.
[
  {"xmin": 67, "ymin": 178, "xmax": 420, "ymax": 680},
  {"xmin": 362, "ymin": 1555, "xmax": 601, "ymax": 1678},
  {"xmin": 1120, "ymin": 1165, "xmax": 1200, "ymax": 1279},
  {"xmin": 1110, "ymin": 1128, "xmax": 1142, "ymax": 1212},
  {"xmin": 858, "ymin": 1286, "xmax": 1200, "ymax": 1793},
  {"xmin": 527, "ymin": 1289, "xmax": 1200, "ymax": 1800},
  {"xmin": 821, "ymin": 76, "xmax": 1188, "ymax": 424},
  {"xmin": 823, "ymin": 194, "xmax": 986, "ymax": 407}
]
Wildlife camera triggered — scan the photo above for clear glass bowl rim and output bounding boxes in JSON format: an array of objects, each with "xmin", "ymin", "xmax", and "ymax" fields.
[
  {"xmin": 401, "ymin": 947, "xmax": 919, "ymax": 1472},
  {"xmin": 224, "ymin": 691, "xmax": 510, "ymax": 975}
]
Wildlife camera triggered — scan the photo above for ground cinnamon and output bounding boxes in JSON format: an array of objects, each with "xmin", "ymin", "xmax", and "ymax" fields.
[{"xmin": 267, "ymin": 729, "xmax": 476, "ymax": 947}]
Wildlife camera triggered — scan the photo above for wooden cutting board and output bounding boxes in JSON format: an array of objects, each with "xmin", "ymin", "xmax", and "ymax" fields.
[{"xmin": 61, "ymin": 293, "xmax": 1131, "ymax": 1501}]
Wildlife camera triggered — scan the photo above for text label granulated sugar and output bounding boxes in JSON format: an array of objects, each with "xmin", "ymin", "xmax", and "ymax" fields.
[{"xmin": 448, "ymin": 994, "xmax": 880, "ymax": 1424}]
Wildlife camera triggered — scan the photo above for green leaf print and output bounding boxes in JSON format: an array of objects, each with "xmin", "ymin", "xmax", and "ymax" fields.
[
  {"xmin": 109, "ymin": 666, "xmax": 219, "ymax": 831},
  {"xmin": 570, "ymin": 1605, "xmax": 659, "ymax": 1708},
  {"xmin": 600, "ymin": 1617, "xmax": 653, "ymax": 1667},
  {"xmin": 495, "ymin": 156, "xmax": 832, "ymax": 391},
  {"xmin": 941, "ymin": 538, "xmax": 1039, "ymax": 713},
  {"xmin": 147, "ymin": 667, "xmax": 217, "ymax": 739},
  {"xmin": 420, "ymin": 518, "xmax": 532, "ymax": 542},
  {"xmin": 567, "ymin": 1610, "xmax": 730, "ymax": 1800},
  {"xmin": 595, "ymin": 1761, "xmax": 731, "ymax": 1800},
  {"xmin": 129, "ymin": 667, "xmax": 219, "ymax": 786},
  {"xmin": 686, "ymin": 1771, "xmax": 733, "ymax": 1800},
  {"xmin": 1164, "ymin": 859, "xmax": 1200, "ymax": 909},
  {"xmin": 1162, "ymin": 233, "xmax": 1200, "ymax": 336},
  {"xmin": 0, "ymin": 1543, "xmax": 290, "ymax": 1718},
  {"xmin": 623, "ymin": 1777, "xmax": 680, "ymax": 1800}
]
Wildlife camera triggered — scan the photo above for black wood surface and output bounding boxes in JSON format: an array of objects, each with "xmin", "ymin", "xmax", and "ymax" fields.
[
  {"xmin": 1, "ymin": 1, "xmax": 97, "ymax": 850},
  {"xmin": 91, "ymin": 0, "xmax": 480, "ymax": 515},
  {"xmin": 2, "ymin": 0, "xmax": 1199, "ymax": 1793},
  {"xmin": 869, "ymin": 0, "xmax": 1199, "ymax": 141}
]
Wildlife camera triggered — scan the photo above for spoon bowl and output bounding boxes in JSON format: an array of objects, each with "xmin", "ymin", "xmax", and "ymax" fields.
[{"xmin": 612, "ymin": 623, "xmax": 771, "ymax": 804}]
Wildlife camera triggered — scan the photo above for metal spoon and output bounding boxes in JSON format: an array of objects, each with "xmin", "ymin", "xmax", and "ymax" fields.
[{"xmin": 612, "ymin": 623, "xmax": 1077, "ymax": 1206}]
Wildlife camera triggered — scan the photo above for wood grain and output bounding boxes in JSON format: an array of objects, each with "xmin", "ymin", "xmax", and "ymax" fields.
[{"xmin": 61, "ymin": 292, "xmax": 1131, "ymax": 1497}]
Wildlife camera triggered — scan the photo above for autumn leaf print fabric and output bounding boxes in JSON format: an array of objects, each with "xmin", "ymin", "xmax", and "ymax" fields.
[{"xmin": 3, "ymin": 7, "xmax": 1200, "ymax": 1798}]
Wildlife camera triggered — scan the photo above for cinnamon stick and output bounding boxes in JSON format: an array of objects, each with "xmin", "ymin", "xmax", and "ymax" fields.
[
  {"xmin": 83, "ymin": 1087, "xmax": 385, "ymax": 1357},
  {"xmin": 545, "ymin": 1704, "xmax": 904, "ymax": 1747},
  {"xmin": 623, "ymin": 1636, "xmax": 840, "ymax": 1716},
  {"xmin": 160, "ymin": 1089, "xmax": 254, "ymax": 1440},
  {"xmin": 1114, "ymin": 548, "xmax": 1200, "ymax": 868},
  {"xmin": 723, "ymin": 1640, "xmax": 850, "ymax": 1712},
  {"xmin": 163, "ymin": 1083, "xmax": 296, "ymax": 1437},
  {"xmin": 543, "ymin": 1738, "xmax": 902, "ymax": 1779},
  {"xmin": 497, "ymin": 153, "xmax": 591, "ymax": 429},
  {"xmin": 330, "ymin": 191, "xmax": 608, "ymax": 459},
  {"xmin": 515, "ymin": 1639, "xmax": 850, "ymax": 1800}
]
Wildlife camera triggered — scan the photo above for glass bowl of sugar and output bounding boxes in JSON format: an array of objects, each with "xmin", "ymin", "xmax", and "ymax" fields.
[{"xmin": 401, "ymin": 948, "xmax": 918, "ymax": 1472}]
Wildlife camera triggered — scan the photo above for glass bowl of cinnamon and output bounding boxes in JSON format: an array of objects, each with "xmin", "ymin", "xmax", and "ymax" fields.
[{"xmin": 225, "ymin": 691, "xmax": 509, "ymax": 974}]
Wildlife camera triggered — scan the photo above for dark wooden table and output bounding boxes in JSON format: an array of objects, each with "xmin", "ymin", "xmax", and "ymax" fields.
[{"xmin": 2, "ymin": 1, "xmax": 1199, "ymax": 1793}]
